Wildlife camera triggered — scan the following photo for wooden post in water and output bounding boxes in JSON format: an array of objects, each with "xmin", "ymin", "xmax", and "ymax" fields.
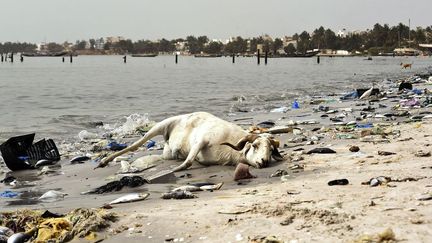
[
  {"xmin": 175, "ymin": 53, "xmax": 178, "ymax": 64},
  {"xmin": 257, "ymin": 50, "xmax": 260, "ymax": 65},
  {"xmin": 232, "ymin": 53, "xmax": 235, "ymax": 63},
  {"xmin": 123, "ymin": 55, "xmax": 127, "ymax": 63},
  {"xmin": 264, "ymin": 51, "xmax": 268, "ymax": 65},
  {"xmin": 70, "ymin": 54, "xmax": 73, "ymax": 63},
  {"xmin": 317, "ymin": 55, "xmax": 320, "ymax": 64}
]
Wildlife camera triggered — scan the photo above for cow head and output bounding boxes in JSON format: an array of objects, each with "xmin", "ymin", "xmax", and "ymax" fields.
[{"xmin": 221, "ymin": 134, "xmax": 284, "ymax": 168}]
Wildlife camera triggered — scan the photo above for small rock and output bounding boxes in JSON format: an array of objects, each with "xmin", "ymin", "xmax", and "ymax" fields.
[
  {"xmin": 415, "ymin": 150, "xmax": 431, "ymax": 157},
  {"xmin": 234, "ymin": 163, "xmax": 256, "ymax": 181},
  {"xmin": 416, "ymin": 193, "xmax": 432, "ymax": 201},
  {"xmin": 280, "ymin": 214, "xmax": 295, "ymax": 226},
  {"xmin": 378, "ymin": 151, "xmax": 396, "ymax": 156},
  {"xmin": 349, "ymin": 145, "xmax": 360, "ymax": 152},
  {"xmin": 270, "ymin": 169, "xmax": 288, "ymax": 178}
]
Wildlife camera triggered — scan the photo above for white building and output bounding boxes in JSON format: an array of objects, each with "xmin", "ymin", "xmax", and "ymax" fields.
[{"xmin": 337, "ymin": 29, "xmax": 348, "ymax": 38}]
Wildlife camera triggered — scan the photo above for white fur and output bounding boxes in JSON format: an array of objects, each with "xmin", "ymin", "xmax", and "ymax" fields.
[{"xmin": 99, "ymin": 112, "xmax": 278, "ymax": 171}]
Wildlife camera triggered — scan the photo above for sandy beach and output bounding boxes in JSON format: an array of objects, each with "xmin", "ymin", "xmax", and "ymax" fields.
[{"xmin": 1, "ymin": 72, "xmax": 432, "ymax": 243}]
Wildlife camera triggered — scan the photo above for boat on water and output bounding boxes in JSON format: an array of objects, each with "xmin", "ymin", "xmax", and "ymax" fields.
[
  {"xmin": 22, "ymin": 51, "xmax": 69, "ymax": 57},
  {"xmin": 194, "ymin": 54, "xmax": 222, "ymax": 58},
  {"xmin": 131, "ymin": 53, "xmax": 158, "ymax": 57},
  {"xmin": 283, "ymin": 49, "xmax": 320, "ymax": 58},
  {"xmin": 393, "ymin": 47, "xmax": 421, "ymax": 56}
]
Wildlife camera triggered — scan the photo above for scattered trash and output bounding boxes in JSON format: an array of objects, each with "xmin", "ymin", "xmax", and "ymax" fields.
[
  {"xmin": 41, "ymin": 210, "xmax": 64, "ymax": 218},
  {"xmin": 328, "ymin": 179, "xmax": 349, "ymax": 186},
  {"xmin": 78, "ymin": 130, "xmax": 98, "ymax": 141},
  {"xmin": 109, "ymin": 193, "xmax": 150, "ymax": 205},
  {"xmin": 172, "ymin": 183, "xmax": 223, "ymax": 192},
  {"xmin": 292, "ymin": 100, "xmax": 300, "ymax": 109},
  {"xmin": 107, "ymin": 141, "xmax": 127, "ymax": 151},
  {"xmin": 39, "ymin": 190, "xmax": 67, "ymax": 202},
  {"xmin": 353, "ymin": 227, "xmax": 395, "ymax": 243},
  {"xmin": 306, "ymin": 148, "xmax": 336, "ymax": 154},
  {"xmin": 146, "ymin": 140, "xmax": 156, "ymax": 149},
  {"xmin": 161, "ymin": 190, "xmax": 196, "ymax": 200},
  {"xmin": 7, "ymin": 231, "xmax": 35, "ymax": 243},
  {"xmin": 0, "ymin": 176, "xmax": 16, "ymax": 184},
  {"xmin": 83, "ymin": 176, "xmax": 147, "ymax": 194},
  {"xmin": 0, "ymin": 133, "xmax": 60, "ymax": 171},
  {"xmin": 377, "ymin": 151, "xmax": 396, "ymax": 156},
  {"xmin": 414, "ymin": 150, "xmax": 431, "ymax": 157},
  {"xmin": 234, "ymin": 163, "xmax": 256, "ymax": 181},
  {"xmin": 416, "ymin": 193, "xmax": 432, "ymax": 201},
  {"xmin": 145, "ymin": 170, "xmax": 176, "ymax": 184},
  {"xmin": 0, "ymin": 226, "xmax": 13, "ymax": 237},
  {"xmin": 218, "ymin": 207, "xmax": 251, "ymax": 215},
  {"xmin": 34, "ymin": 159, "xmax": 55, "ymax": 168},
  {"xmin": 270, "ymin": 169, "xmax": 288, "ymax": 177},
  {"xmin": 249, "ymin": 235, "xmax": 284, "ymax": 243},
  {"xmin": 70, "ymin": 155, "xmax": 91, "ymax": 164},
  {"xmin": 0, "ymin": 190, "xmax": 19, "ymax": 198},
  {"xmin": 280, "ymin": 175, "xmax": 291, "ymax": 182},
  {"xmin": 270, "ymin": 106, "xmax": 289, "ymax": 113},
  {"xmin": 256, "ymin": 121, "xmax": 275, "ymax": 129},
  {"xmin": 362, "ymin": 176, "xmax": 391, "ymax": 187}
]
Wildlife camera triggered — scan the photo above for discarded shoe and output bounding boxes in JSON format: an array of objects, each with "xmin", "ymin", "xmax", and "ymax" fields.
[{"xmin": 328, "ymin": 179, "xmax": 349, "ymax": 186}]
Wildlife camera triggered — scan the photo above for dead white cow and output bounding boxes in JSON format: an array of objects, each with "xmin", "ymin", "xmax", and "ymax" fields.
[{"xmin": 97, "ymin": 112, "xmax": 283, "ymax": 171}]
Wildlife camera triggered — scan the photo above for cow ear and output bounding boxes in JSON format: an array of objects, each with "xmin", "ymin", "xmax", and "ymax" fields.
[
  {"xmin": 272, "ymin": 148, "xmax": 284, "ymax": 161},
  {"xmin": 269, "ymin": 138, "xmax": 283, "ymax": 161}
]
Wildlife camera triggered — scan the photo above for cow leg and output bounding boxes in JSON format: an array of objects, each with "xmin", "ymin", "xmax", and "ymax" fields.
[{"xmin": 172, "ymin": 141, "xmax": 207, "ymax": 172}]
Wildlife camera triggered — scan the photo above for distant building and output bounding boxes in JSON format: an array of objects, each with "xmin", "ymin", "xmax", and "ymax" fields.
[
  {"xmin": 84, "ymin": 41, "xmax": 91, "ymax": 49},
  {"xmin": 262, "ymin": 34, "xmax": 273, "ymax": 42},
  {"xmin": 282, "ymin": 36, "xmax": 297, "ymax": 48},
  {"xmin": 175, "ymin": 41, "xmax": 187, "ymax": 54},
  {"xmin": 106, "ymin": 36, "xmax": 125, "ymax": 44},
  {"xmin": 256, "ymin": 44, "xmax": 264, "ymax": 53},
  {"xmin": 37, "ymin": 42, "xmax": 48, "ymax": 51},
  {"xmin": 95, "ymin": 38, "xmax": 105, "ymax": 50},
  {"xmin": 337, "ymin": 29, "xmax": 348, "ymax": 38}
]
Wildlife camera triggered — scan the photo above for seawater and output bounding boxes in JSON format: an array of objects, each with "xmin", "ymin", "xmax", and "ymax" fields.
[{"xmin": 0, "ymin": 55, "xmax": 430, "ymax": 142}]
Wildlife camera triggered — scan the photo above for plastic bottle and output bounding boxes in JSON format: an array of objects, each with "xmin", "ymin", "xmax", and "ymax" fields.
[{"xmin": 292, "ymin": 100, "xmax": 300, "ymax": 109}]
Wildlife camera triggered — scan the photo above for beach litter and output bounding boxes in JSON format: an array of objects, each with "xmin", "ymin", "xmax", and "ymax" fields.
[
  {"xmin": 0, "ymin": 133, "xmax": 60, "ymax": 171},
  {"xmin": 69, "ymin": 155, "xmax": 91, "ymax": 164},
  {"xmin": 0, "ymin": 208, "xmax": 117, "ymax": 242},
  {"xmin": 414, "ymin": 150, "xmax": 431, "ymax": 157},
  {"xmin": 306, "ymin": 148, "xmax": 336, "ymax": 154},
  {"xmin": 109, "ymin": 193, "xmax": 149, "ymax": 205},
  {"xmin": 328, "ymin": 179, "xmax": 349, "ymax": 186},
  {"xmin": 39, "ymin": 190, "xmax": 67, "ymax": 202},
  {"xmin": 82, "ymin": 176, "xmax": 147, "ymax": 194},
  {"xmin": 361, "ymin": 176, "xmax": 392, "ymax": 187},
  {"xmin": 172, "ymin": 182, "xmax": 223, "ymax": 192},
  {"xmin": 0, "ymin": 190, "xmax": 19, "ymax": 198},
  {"xmin": 162, "ymin": 190, "xmax": 197, "ymax": 200},
  {"xmin": 352, "ymin": 227, "xmax": 396, "ymax": 243}
]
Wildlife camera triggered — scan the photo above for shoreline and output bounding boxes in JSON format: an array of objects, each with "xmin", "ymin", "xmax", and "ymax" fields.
[{"xmin": 1, "ymin": 69, "xmax": 432, "ymax": 242}]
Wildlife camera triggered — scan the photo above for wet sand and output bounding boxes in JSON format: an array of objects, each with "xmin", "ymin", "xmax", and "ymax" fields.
[{"xmin": 1, "ymin": 75, "xmax": 432, "ymax": 242}]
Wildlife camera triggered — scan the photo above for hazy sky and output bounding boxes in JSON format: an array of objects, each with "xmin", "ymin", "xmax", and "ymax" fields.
[{"xmin": 1, "ymin": 0, "xmax": 431, "ymax": 43}]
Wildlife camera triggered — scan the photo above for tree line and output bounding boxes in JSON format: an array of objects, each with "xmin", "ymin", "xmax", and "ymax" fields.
[{"xmin": 1, "ymin": 23, "xmax": 431, "ymax": 55}]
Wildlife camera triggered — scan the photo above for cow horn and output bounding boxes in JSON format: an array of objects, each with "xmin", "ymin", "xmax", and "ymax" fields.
[
  {"xmin": 270, "ymin": 138, "xmax": 284, "ymax": 161},
  {"xmin": 221, "ymin": 134, "xmax": 259, "ymax": 151}
]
